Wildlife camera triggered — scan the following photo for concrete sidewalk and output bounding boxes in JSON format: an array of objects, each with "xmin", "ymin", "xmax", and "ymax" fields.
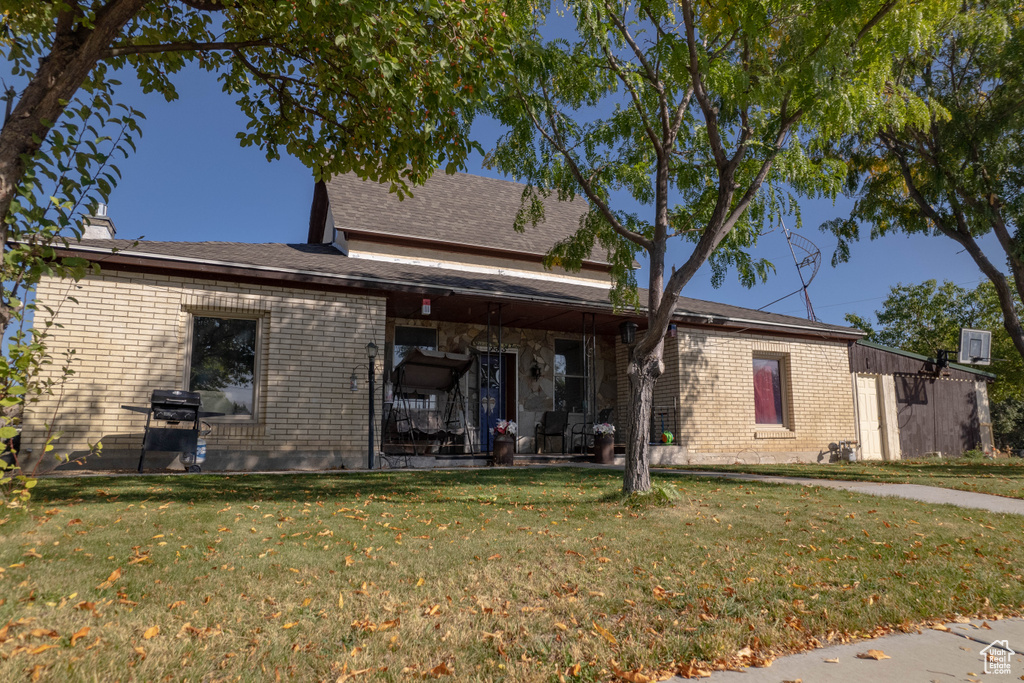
[
  {"xmin": 653, "ymin": 467, "xmax": 1024, "ymax": 516},
  {"xmin": 664, "ymin": 618, "xmax": 1024, "ymax": 682}
]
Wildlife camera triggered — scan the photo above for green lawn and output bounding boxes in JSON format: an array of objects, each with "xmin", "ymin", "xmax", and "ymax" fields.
[
  {"xmin": 662, "ymin": 459, "xmax": 1024, "ymax": 500},
  {"xmin": 1, "ymin": 469, "xmax": 1021, "ymax": 682}
]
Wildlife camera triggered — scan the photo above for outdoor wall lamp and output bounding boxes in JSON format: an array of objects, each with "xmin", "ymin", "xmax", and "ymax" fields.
[
  {"xmin": 530, "ymin": 362, "xmax": 542, "ymax": 379},
  {"xmin": 619, "ymin": 321, "xmax": 638, "ymax": 345}
]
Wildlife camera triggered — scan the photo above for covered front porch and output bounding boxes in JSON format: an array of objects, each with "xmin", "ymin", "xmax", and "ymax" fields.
[{"xmin": 375, "ymin": 289, "xmax": 636, "ymax": 465}]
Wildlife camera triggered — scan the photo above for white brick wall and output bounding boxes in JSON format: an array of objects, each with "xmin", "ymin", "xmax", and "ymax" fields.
[{"xmin": 25, "ymin": 271, "xmax": 386, "ymax": 463}]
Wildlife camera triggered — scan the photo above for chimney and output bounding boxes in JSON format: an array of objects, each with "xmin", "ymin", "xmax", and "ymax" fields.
[{"xmin": 82, "ymin": 203, "xmax": 116, "ymax": 239}]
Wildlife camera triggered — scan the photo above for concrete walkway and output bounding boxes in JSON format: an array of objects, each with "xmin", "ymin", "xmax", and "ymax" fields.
[
  {"xmin": 651, "ymin": 467, "xmax": 1024, "ymax": 516},
  {"xmin": 665, "ymin": 618, "xmax": 1024, "ymax": 682}
]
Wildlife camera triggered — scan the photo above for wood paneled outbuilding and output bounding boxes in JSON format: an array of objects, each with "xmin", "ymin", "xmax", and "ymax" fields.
[{"xmin": 849, "ymin": 341, "xmax": 995, "ymax": 459}]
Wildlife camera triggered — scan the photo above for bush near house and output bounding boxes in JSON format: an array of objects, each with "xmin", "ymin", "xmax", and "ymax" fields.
[{"xmin": 0, "ymin": 469, "xmax": 1021, "ymax": 681}]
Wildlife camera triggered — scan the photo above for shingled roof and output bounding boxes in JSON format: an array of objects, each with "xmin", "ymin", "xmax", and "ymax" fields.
[
  {"xmin": 59, "ymin": 239, "xmax": 862, "ymax": 339},
  {"xmin": 321, "ymin": 172, "xmax": 602, "ymax": 262}
]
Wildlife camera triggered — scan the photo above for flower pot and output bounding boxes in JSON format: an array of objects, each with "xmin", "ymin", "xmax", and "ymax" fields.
[
  {"xmin": 592, "ymin": 434, "xmax": 615, "ymax": 464},
  {"xmin": 493, "ymin": 434, "xmax": 515, "ymax": 466}
]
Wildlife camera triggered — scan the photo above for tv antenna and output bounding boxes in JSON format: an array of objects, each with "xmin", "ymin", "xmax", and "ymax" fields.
[{"xmin": 757, "ymin": 217, "xmax": 822, "ymax": 321}]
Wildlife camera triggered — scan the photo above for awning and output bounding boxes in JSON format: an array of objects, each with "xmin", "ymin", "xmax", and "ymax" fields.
[{"xmin": 390, "ymin": 349, "xmax": 473, "ymax": 392}]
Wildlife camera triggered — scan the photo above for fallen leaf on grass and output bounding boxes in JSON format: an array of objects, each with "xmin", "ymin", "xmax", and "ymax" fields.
[
  {"xmin": 96, "ymin": 568, "xmax": 122, "ymax": 590},
  {"xmin": 133, "ymin": 646, "xmax": 146, "ymax": 659},
  {"xmin": 592, "ymin": 621, "xmax": 618, "ymax": 646},
  {"xmin": 142, "ymin": 625, "xmax": 160, "ymax": 640},
  {"xmin": 554, "ymin": 622, "xmax": 568, "ymax": 631},
  {"xmin": 856, "ymin": 650, "xmax": 890, "ymax": 660},
  {"xmin": 29, "ymin": 629, "xmax": 58, "ymax": 639},
  {"xmin": 415, "ymin": 578, "xmax": 425, "ymax": 587},
  {"xmin": 338, "ymin": 592, "xmax": 344, "ymax": 609},
  {"xmin": 70, "ymin": 626, "xmax": 90, "ymax": 647},
  {"xmin": 429, "ymin": 661, "xmax": 453, "ymax": 677},
  {"xmin": 611, "ymin": 659, "xmax": 653, "ymax": 682},
  {"xmin": 28, "ymin": 664, "xmax": 45, "ymax": 682},
  {"xmin": 168, "ymin": 601, "xmax": 185, "ymax": 610},
  {"xmin": 282, "ymin": 622, "xmax": 299, "ymax": 629},
  {"xmin": 29, "ymin": 644, "xmax": 57, "ymax": 655}
]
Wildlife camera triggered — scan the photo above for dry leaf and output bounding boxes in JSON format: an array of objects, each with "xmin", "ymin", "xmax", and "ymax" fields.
[
  {"xmin": 70, "ymin": 626, "xmax": 90, "ymax": 647},
  {"xmin": 931, "ymin": 624, "xmax": 950, "ymax": 632},
  {"xmin": 96, "ymin": 568, "xmax": 122, "ymax": 589},
  {"xmin": 29, "ymin": 644, "xmax": 57, "ymax": 655},
  {"xmin": 592, "ymin": 621, "xmax": 618, "ymax": 646},
  {"xmin": 29, "ymin": 664, "xmax": 45, "ymax": 682},
  {"xmin": 29, "ymin": 629, "xmax": 58, "ymax": 639},
  {"xmin": 142, "ymin": 625, "xmax": 160, "ymax": 640},
  {"xmin": 824, "ymin": 657, "xmax": 839, "ymax": 663},
  {"xmin": 429, "ymin": 661, "xmax": 453, "ymax": 677},
  {"xmin": 133, "ymin": 646, "xmax": 146, "ymax": 659},
  {"xmin": 611, "ymin": 659, "xmax": 653, "ymax": 682},
  {"xmin": 856, "ymin": 649, "xmax": 890, "ymax": 660},
  {"xmin": 338, "ymin": 592, "xmax": 344, "ymax": 609},
  {"xmin": 415, "ymin": 578, "xmax": 425, "ymax": 587},
  {"xmin": 554, "ymin": 622, "xmax": 568, "ymax": 631},
  {"xmin": 282, "ymin": 622, "xmax": 299, "ymax": 629},
  {"xmin": 168, "ymin": 601, "xmax": 185, "ymax": 610}
]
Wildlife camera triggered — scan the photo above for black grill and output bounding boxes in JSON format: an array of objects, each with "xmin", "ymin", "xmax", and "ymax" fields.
[{"xmin": 150, "ymin": 389, "xmax": 201, "ymax": 423}]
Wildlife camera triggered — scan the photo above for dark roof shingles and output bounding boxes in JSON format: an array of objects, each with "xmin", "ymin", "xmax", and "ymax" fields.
[{"xmin": 323, "ymin": 172, "xmax": 596, "ymax": 260}]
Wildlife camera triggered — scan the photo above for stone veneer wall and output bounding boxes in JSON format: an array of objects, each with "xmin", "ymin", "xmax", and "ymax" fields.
[
  {"xmin": 386, "ymin": 318, "xmax": 618, "ymax": 451},
  {"xmin": 615, "ymin": 327, "xmax": 855, "ymax": 464},
  {"xmin": 24, "ymin": 271, "xmax": 386, "ymax": 471}
]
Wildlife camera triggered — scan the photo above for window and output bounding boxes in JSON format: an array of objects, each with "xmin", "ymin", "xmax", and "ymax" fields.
[
  {"xmin": 752, "ymin": 357, "xmax": 785, "ymax": 426},
  {"xmin": 393, "ymin": 326, "xmax": 438, "ymax": 410},
  {"xmin": 554, "ymin": 339, "xmax": 585, "ymax": 412},
  {"xmin": 394, "ymin": 326, "xmax": 437, "ymax": 365},
  {"xmin": 188, "ymin": 315, "xmax": 259, "ymax": 419}
]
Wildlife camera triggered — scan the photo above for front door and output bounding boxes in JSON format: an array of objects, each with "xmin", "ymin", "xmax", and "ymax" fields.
[
  {"xmin": 856, "ymin": 375, "xmax": 885, "ymax": 460},
  {"xmin": 479, "ymin": 353, "xmax": 516, "ymax": 451}
]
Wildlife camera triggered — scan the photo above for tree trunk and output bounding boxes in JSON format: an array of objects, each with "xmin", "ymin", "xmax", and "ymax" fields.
[
  {"xmin": 0, "ymin": 0, "xmax": 144, "ymax": 335},
  {"xmin": 623, "ymin": 348, "xmax": 663, "ymax": 494}
]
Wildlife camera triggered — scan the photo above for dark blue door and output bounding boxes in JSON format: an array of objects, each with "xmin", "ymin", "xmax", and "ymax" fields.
[{"xmin": 478, "ymin": 354, "xmax": 506, "ymax": 451}]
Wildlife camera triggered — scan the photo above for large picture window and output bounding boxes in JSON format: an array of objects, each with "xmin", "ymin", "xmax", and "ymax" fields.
[
  {"xmin": 394, "ymin": 326, "xmax": 437, "ymax": 365},
  {"xmin": 554, "ymin": 339, "xmax": 585, "ymax": 412},
  {"xmin": 753, "ymin": 357, "xmax": 785, "ymax": 426},
  {"xmin": 188, "ymin": 315, "xmax": 259, "ymax": 419},
  {"xmin": 393, "ymin": 326, "xmax": 438, "ymax": 410}
]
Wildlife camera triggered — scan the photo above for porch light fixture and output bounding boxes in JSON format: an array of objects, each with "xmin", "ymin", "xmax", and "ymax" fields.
[
  {"xmin": 530, "ymin": 362, "xmax": 542, "ymax": 379},
  {"xmin": 619, "ymin": 321, "xmax": 637, "ymax": 345},
  {"xmin": 668, "ymin": 323, "xmax": 677, "ymax": 338},
  {"xmin": 366, "ymin": 341, "xmax": 378, "ymax": 470},
  {"xmin": 349, "ymin": 369, "xmax": 358, "ymax": 392}
]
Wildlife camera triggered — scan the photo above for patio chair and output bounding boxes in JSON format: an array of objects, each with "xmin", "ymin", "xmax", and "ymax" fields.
[
  {"xmin": 535, "ymin": 410, "xmax": 569, "ymax": 454},
  {"xmin": 569, "ymin": 408, "xmax": 615, "ymax": 452}
]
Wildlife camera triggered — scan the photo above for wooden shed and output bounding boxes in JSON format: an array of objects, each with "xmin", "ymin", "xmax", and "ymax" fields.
[{"xmin": 848, "ymin": 340, "xmax": 995, "ymax": 460}]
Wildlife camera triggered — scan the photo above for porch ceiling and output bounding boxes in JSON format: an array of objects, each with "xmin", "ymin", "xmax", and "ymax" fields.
[{"xmin": 386, "ymin": 290, "xmax": 644, "ymax": 336}]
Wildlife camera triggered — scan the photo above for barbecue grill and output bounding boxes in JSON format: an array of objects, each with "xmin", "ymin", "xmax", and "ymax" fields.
[{"xmin": 123, "ymin": 390, "xmax": 203, "ymax": 472}]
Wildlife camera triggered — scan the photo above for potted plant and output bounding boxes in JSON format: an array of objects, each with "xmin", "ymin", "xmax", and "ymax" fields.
[
  {"xmin": 493, "ymin": 420, "xmax": 517, "ymax": 466},
  {"xmin": 593, "ymin": 423, "xmax": 615, "ymax": 464}
]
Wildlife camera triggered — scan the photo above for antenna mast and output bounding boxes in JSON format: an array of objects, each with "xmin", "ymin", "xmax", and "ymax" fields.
[{"xmin": 781, "ymin": 217, "xmax": 821, "ymax": 322}]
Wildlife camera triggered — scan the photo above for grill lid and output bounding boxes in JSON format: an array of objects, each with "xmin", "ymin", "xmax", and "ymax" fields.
[{"xmin": 150, "ymin": 389, "xmax": 201, "ymax": 408}]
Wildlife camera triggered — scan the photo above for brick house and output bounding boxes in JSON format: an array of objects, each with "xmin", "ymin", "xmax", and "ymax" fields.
[{"xmin": 25, "ymin": 172, "xmax": 871, "ymax": 471}]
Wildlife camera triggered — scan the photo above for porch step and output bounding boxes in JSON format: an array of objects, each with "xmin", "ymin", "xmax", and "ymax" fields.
[{"xmin": 514, "ymin": 453, "xmax": 593, "ymax": 464}]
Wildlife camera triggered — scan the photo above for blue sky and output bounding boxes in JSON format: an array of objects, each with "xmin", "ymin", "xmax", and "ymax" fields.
[{"xmin": 95, "ymin": 62, "xmax": 991, "ymax": 330}]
